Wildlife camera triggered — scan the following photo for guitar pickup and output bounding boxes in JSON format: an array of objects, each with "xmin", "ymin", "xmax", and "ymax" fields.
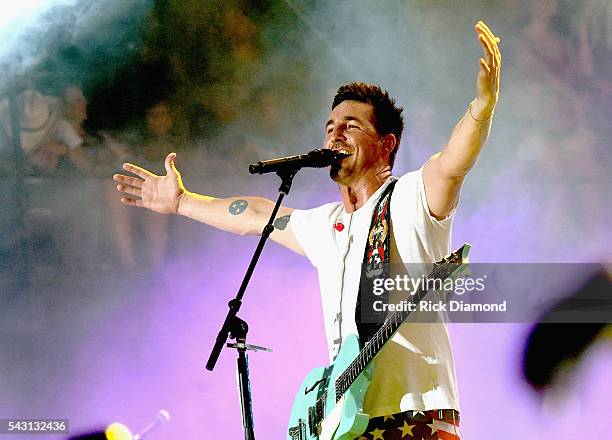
[{"xmin": 304, "ymin": 377, "xmax": 327, "ymax": 395}]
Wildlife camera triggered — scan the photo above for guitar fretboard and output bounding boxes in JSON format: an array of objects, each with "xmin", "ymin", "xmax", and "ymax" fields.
[{"xmin": 333, "ymin": 245, "xmax": 468, "ymax": 401}]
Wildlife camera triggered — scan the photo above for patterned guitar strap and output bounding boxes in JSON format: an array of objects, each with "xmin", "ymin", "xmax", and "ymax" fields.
[{"xmin": 355, "ymin": 179, "xmax": 397, "ymax": 345}]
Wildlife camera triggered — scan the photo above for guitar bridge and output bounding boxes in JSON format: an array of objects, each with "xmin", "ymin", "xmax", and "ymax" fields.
[{"xmin": 288, "ymin": 418, "xmax": 307, "ymax": 440}]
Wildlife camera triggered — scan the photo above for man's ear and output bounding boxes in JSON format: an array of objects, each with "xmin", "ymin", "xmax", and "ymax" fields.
[{"xmin": 380, "ymin": 133, "xmax": 397, "ymax": 155}]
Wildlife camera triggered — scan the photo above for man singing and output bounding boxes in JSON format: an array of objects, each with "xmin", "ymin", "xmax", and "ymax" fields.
[{"xmin": 114, "ymin": 21, "xmax": 501, "ymax": 440}]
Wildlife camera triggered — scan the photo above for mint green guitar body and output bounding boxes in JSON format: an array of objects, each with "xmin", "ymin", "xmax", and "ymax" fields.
[{"xmin": 287, "ymin": 334, "xmax": 371, "ymax": 440}]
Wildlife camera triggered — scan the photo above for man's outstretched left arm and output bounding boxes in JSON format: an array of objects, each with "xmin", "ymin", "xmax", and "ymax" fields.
[{"xmin": 423, "ymin": 20, "xmax": 501, "ymax": 219}]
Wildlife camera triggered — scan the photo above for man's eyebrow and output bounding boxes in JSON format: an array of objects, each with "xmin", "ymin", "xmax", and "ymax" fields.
[{"xmin": 325, "ymin": 116, "xmax": 361, "ymax": 128}]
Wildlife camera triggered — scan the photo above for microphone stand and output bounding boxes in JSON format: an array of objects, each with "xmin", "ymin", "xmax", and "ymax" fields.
[{"xmin": 205, "ymin": 167, "xmax": 299, "ymax": 440}]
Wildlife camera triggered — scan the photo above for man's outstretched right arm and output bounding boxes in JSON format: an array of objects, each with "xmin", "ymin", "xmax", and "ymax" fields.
[{"xmin": 113, "ymin": 152, "xmax": 305, "ymax": 255}]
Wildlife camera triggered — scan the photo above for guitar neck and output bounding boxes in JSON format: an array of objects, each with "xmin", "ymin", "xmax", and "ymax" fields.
[{"xmin": 333, "ymin": 244, "xmax": 469, "ymax": 402}]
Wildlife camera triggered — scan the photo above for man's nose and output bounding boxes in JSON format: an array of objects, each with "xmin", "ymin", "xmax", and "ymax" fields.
[{"xmin": 328, "ymin": 125, "xmax": 347, "ymax": 143}]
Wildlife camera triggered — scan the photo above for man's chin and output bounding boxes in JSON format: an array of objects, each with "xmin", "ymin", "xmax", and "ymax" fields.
[
  {"xmin": 329, "ymin": 163, "xmax": 341, "ymax": 180},
  {"xmin": 330, "ymin": 165, "xmax": 353, "ymax": 185}
]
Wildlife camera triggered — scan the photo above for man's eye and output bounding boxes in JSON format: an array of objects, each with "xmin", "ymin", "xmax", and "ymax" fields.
[{"xmin": 347, "ymin": 124, "xmax": 358, "ymax": 130}]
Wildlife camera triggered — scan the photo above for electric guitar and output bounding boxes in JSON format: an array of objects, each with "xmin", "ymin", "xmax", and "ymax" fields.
[{"xmin": 287, "ymin": 244, "xmax": 471, "ymax": 440}]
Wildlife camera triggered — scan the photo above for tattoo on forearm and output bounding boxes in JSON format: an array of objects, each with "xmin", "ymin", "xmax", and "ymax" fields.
[
  {"xmin": 229, "ymin": 199, "xmax": 248, "ymax": 215},
  {"xmin": 274, "ymin": 215, "xmax": 290, "ymax": 230}
]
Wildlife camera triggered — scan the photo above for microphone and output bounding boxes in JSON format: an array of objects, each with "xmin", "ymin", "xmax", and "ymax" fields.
[
  {"xmin": 249, "ymin": 148, "xmax": 351, "ymax": 174},
  {"xmin": 132, "ymin": 409, "xmax": 171, "ymax": 440}
]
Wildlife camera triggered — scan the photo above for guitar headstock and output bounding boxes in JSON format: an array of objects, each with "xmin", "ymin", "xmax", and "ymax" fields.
[
  {"xmin": 438, "ymin": 243, "xmax": 470, "ymax": 264},
  {"xmin": 433, "ymin": 243, "xmax": 471, "ymax": 278}
]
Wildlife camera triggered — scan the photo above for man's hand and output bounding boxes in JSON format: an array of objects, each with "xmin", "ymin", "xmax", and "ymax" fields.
[
  {"xmin": 113, "ymin": 152, "xmax": 185, "ymax": 214},
  {"xmin": 473, "ymin": 20, "xmax": 501, "ymax": 118}
]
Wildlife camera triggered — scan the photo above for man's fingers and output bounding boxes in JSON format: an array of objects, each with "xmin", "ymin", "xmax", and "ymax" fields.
[
  {"xmin": 476, "ymin": 21, "xmax": 501, "ymax": 69},
  {"xmin": 123, "ymin": 162, "xmax": 154, "ymax": 179},
  {"xmin": 120, "ymin": 197, "xmax": 144, "ymax": 208},
  {"xmin": 478, "ymin": 34, "xmax": 495, "ymax": 68},
  {"xmin": 479, "ymin": 58, "xmax": 491, "ymax": 76},
  {"xmin": 113, "ymin": 174, "xmax": 143, "ymax": 188},
  {"xmin": 117, "ymin": 184, "xmax": 141, "ymax": 197},
  {"xmin": 476, "ymin": 21, "xmax": 493, "ymax": 39},
  {"xmin": 476, "ymin": 20, "xmax": 496, "ymax": 44},
  {"xmin": 164, "ymin": 152, "xmax": 177, "ymax": 175},
  {"xmin": 478, "ymin": 30, "xmax": 501, "ymax": 72},
  {"xmin": 489, "ymin": 34, "xmax": 501, "ymax": 69},
  {"xmin": 495, "ymin": 42, "xmax": 502, "ymax": 69}
]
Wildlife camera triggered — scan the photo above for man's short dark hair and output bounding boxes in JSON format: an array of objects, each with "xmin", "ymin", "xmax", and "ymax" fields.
[{"xmin": 332, "ymin": 82, "xmax": 404, "ymax": 169}]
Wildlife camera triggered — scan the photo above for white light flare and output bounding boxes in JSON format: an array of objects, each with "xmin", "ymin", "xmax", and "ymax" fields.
[{"xmin": 0, "ymin": 0, "xmax": 77, "ymax": 65}]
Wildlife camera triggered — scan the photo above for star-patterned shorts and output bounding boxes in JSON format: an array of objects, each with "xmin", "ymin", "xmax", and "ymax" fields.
[{"xmin": 356, "ymin": 409, "xmax": 461, "ymax": 440}]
